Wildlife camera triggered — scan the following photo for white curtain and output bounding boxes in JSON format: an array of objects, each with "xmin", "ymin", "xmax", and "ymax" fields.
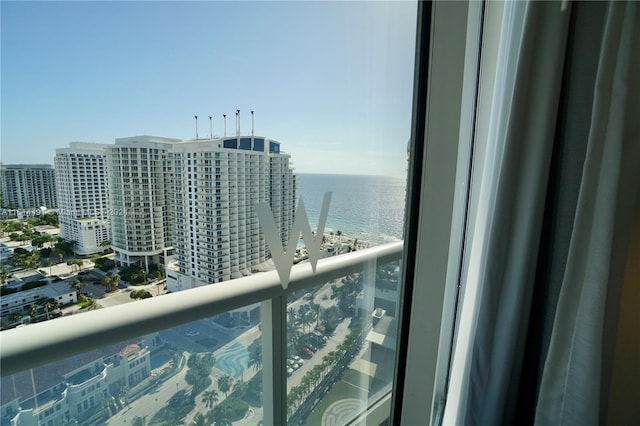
[
  {"xmin": 456, "ymin": 2, "xmax": 572, "ymax": 424},
  {"xmin": 446, "ymin": 1, "xmax": 640, "ymax": 425},
  {"xmin": 535, "ymin": 2, "xmax": 640, "ymax": 424}
]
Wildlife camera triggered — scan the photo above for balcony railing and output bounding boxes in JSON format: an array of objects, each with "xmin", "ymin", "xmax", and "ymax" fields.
[{"xmin": 1, "ymin": 242, "xmax": 402, "ymax": 425}]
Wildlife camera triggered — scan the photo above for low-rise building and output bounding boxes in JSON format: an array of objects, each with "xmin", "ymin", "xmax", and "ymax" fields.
[
  {"xmin": 0, "ymin": 340, "xmax": 151, "ymax": 425},
  {"xmin": 0, "ymin": 281, "xmax": 76, "ymax": 328}
]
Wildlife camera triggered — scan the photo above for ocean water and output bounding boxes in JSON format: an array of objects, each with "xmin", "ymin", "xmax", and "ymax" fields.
[{"xmin": 296, "ymin": 174, "xmax": 407, "ymax": 244}]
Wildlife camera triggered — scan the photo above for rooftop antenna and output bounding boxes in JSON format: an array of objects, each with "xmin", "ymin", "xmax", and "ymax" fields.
[
  {"xmin": 223, "ymin": 114, "xmax": 227, "ymax": 137},
  {"xmin": 236, "ymin": 109, "xmax": 241, "ymax": 136},
  {"xmin": 194, "ymin": 115, "xmax": 199, "ymax": 140},
  {"xmin": 251, "ymin": 110, "xmax": 255, "ymax": 137},
  {"xmin": 209, "ymin": 116, "xmax": 213, "ymax": 139}
]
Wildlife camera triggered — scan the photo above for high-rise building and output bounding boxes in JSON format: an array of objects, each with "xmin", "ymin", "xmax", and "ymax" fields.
[
  {"xmin": 106, "ymin": 136, "xmax": 181, "ymax": 272},
  {"xmin": 54, "ymin": 142, "xmax": 111, "ymax": 255},
  {"xmin": 0, "ymin": 164, "xmax": 57, "ymax": 209},
  {"xmin": 166, "ymin": 136, "xmax": 296, "ymax": 291}
]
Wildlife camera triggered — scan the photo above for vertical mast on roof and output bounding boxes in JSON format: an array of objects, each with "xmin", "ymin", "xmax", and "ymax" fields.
[
  {"xmin": 194, "ymin": 115, "xmax": 199, "ymax": 140},
  {"xmin": 209, "ymin": 116, "xmax": 213, "ymax": 139},
  {"xmin": 223, "ymin": 114, "xmax": 227, "ymax": 137},
  {"xmin": 251, "ymin": 110, "xmax": 255, "ymax": 137},
  {"xmin": 236, "ymin": 109, "xmax": 241, "ymax": 136}
]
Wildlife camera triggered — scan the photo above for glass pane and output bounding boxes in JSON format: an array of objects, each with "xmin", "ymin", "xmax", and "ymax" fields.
[
  {"xmin": 0, "ymin": 314, "xmax": 262, "ymax": 426},
  {"xmin": 287, "ymin": 258, "xmax": 402, "ymax": 425}
]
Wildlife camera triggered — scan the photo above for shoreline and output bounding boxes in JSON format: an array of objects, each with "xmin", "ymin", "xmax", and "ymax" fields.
[{"xmin": 318, "ymin": 232, "xmax": 375, "ymax": 251}]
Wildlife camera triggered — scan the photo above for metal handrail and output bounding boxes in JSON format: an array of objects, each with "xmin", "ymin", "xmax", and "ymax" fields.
[{"xmin": 0, "ymin": 241, "xmax": 402, "ymax": 377}]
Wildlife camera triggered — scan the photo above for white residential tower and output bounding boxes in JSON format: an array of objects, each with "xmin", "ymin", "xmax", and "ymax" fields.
[
  {"xmin": 0, "ymin": 164, "xmax": 57, "ymax": 209},
  {"xmin": 54, "ymin": 142, "xmax": 110, "ymax": 255},
  {"xmin": 106, "ymin": 136, "xmax": 181, "ymax": 272},
  {"xmin": 166, "ymin": 136, "xmax": 296, "ymax": 292}
]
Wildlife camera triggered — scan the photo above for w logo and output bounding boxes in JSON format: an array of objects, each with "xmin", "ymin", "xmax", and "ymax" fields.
[{"xmin": 256, "ymin": 193, "xmax": 332, "ymax": 289}]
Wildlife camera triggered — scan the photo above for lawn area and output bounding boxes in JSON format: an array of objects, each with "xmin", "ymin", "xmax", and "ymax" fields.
[{"xmin": 301, "ymin": 368, "xmax": 388, "ymax": 425}]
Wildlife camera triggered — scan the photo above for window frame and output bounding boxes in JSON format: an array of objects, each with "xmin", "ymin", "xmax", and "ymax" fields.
[{"xmin": 392, "ymin": 2, "xmax": 485, "ymax": 424}]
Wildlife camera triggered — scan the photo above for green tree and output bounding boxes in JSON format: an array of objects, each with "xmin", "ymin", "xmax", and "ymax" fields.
[
  {"xmin": 100, "ymin": 240, "xmax": 111, "ymax": 252},
  {"xmin": 186, "ymin": 353, "xmax": 215, "ymax": 396},
  {"xmin": 201, "ymin": 389, "xmax": 219, "ymax": 409},
  {"xmin": 101, "ymin": 272, "xmax": 120, "ymax": 292},
  {"xmin": 67, "ymin": 258, "xmax": 84, "ymax": 272},
  {"xmin": 131, "ymin": 416, "xmax": 146, "ymax": 426},
  {"xmin": 22, "ymin": 251, "xmax": 41, "ymax": 271},
  {"xmin": 248, "ymin": 338, "xmax": 262, "ymax": 372},
  {"xmin": 233, "ymin": 380, "xmax": 248, "ymax": 398},
  {"xmin": 44, "ymin": 299, "xmax": 58, "ymax": 320},
  {"xmin": 130, "ymin": 289, "xmax": 152, "ymax": 300},
  {"xmin": 217, "ymin": 375, "xmax": 232, "ymax": 397},
  {"xmin": 192, "ymin": 413, "xmax": 207, "ymax": 426},
  {"xmin": 43, "ymin": 259, "xmax": 54, "ymax": 276},
  {"xmin": 28, "ymin": 304, "xmax": 38, "ymax": 323},
  {"xmin": 9, "ymin": 312, "xmax": 22, "ymax": 324},
  {"xmin": 70, "ymin": 276, "xmax": 88, "ymax": 293},
  {"xmin": 0, "ymin": 265, "xmax": 9, "ymax": 285},
  {"xmin": 301, "ymin": 309, "xmax": 316, "ymax": 332},
  {"xmin": 86, "ymin": 297, "xmax": 100, "ymax": 311},
  {"xmin": 208, "ymin": 405, "xmax": 232, "ymax": 426}
]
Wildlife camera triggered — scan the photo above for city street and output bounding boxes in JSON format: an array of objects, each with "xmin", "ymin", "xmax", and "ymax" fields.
[{"xmin": 106, "ymin": 355, "xmax": 190, "ymax": 425}]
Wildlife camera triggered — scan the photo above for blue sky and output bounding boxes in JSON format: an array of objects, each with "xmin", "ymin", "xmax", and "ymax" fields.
[{"xmin": 1, "ymin": 1, "xmax": 417, "ymax": 177}]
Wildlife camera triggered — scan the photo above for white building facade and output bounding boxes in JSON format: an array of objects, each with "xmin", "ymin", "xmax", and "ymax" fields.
[
  {"xmin": 54, "ymin": 143, "xmax": 111, "ymax": 255},
  {"xmin": 106, "ymin": 136, "xmax": 180, "ymax": 272},
  {"xmin": 0, "ymin": 165, "xmax": 57, "ymax": 209},
  {"xmin": 167, "ymin": 136, "xmax": 296, "ymax": 291}
]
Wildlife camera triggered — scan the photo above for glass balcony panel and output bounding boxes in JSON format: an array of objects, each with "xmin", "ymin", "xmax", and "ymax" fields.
[
  {"xmin": 286, "ymin": 257, "xmax": 401, "ymax": 425},
  {"xmin": 1, "ymin": 313, "xmax": 263, "ymax": 426}
]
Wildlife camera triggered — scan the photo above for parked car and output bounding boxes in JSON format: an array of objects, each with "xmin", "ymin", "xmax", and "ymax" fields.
[
  {"xmin": 302, "ymin": 347, "xmax": 314, "ymax": 357},
  {"xmin": 186, "ymin": 330, "xmax": 200, "ymax": 337}
]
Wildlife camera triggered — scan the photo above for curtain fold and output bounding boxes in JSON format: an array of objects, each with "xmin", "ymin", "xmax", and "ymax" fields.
[
  {"xmin": 535, "ymin": 3, "xmax": 640, "ymax": 424},
  {"xmin": 463, "ymin": 3, "xmax": 571, "ymax": 425}
]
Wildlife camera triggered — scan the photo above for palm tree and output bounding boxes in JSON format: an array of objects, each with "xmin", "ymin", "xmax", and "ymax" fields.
[
  {"xmin": 53, "ymin": 248, "xmax": 64, "ymax": 264},
  {"xmin": 86, "ymin": 298, "xmax": 100, "ymax": 311},
  {"xmin": 28, "ymin": 304, "xmax": 38, "ymax": 323},
  {"xmin": 131, "ymin": 416, "xmax": 146, "ymax": 426},
  {"xmin": 9, "ymin": 312, "xmax": 22, "ymax": 324},
  {"xmin": 100, "ymin": 240, "xmax": 112, "ymax": 253},
  {"xmin": 0, "ymin": 265, "xmax": 9, "ymax": 285},
  {"xmin": 67, "ymin": 258, "xmax": 84, "ymax": 272},
  {"xmin": 102, "ymin": 272, "xmax": 120, "ymax": 292},
  {"xmin": 44, "ymin": 299, "xmax": 58, "ymax": 320},
  {"xmin": 217, "ymin": 375, "xmax": 232, "ymax": 397},
  {"xmin": 311, "ymin": 364, "xmax": 325, "ymax": 384},
  {"xmin": 70, "ymin": 276, "xmax": 87, "ymax": 293},
  {"xmin": 201, "ymin": 389, "xmax": 219, "ymax": 409},
  {"xmin": 248, "ymin": 338, "xmax": 262, "ymax": 372},
  {"xmin": 233, "ymin": 380, "xmax": 248, "ymax": 398},
  {"xmin": 23, "ymin": 251, "xmax": 40, "ymax": 271},
  {"xmin": 191, "ymin": 413, "xmax": 207, "ymax": 426},
  {"xmin": 301, "ymin": 309, "xmax": 316, "ymax": 332},
  {"xmin": 44, "ymin": 259, "xmax": 53, "ymax": 276},
  {"xmin": 287, "ymin": 306, "xmax": 297, "ymax": 322},
  {"xmin": 300, "ymin": 374, "xmax": 313, "ymax": 396},
  {"xmin": 336, "ymin": 230, "xmax": 342, "ymax": 242},
  {"xmin": 208, "ymin": 405, "xmax": 232, "ymax": 426}
]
